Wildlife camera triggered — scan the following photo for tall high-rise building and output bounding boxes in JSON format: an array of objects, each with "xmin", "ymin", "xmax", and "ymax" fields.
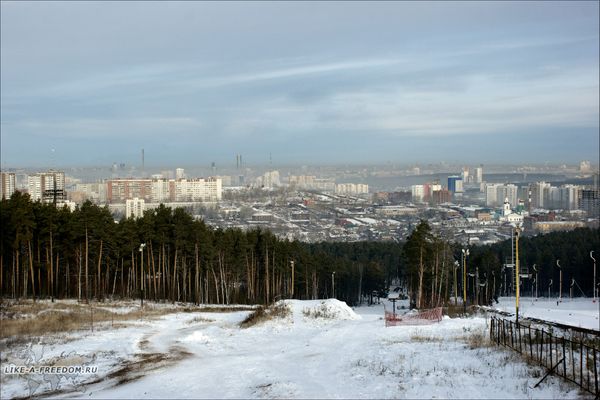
[
  {"xmin": 461, "ymin": 168, "xmax": 470, "ymax": 184},
  {"xmin": 447, "ymin": 176, "xmax": 463, "ymax": 193},
  {"xmin": 579, "ymin": 188, "xmax": 599, "ymax": 217},
  {"xmin": 411, "ymin": 185, "xmax": 425, "ymax": 203},
  {"xmin": 27, "ymin": 170, "xmax": 66, "ymax": 203},
  {"xmin": 475, "ymin": 165, "xmax": 483, "ymax": 184},
  {"xmin": 530, "ymin": 182, "xmax": 551, "ymax": 209},
  {"xmin": 1, "ymin": 172, "xmax": 16, "ymax": 199},
  {"xmin": 485, "ymin": 183, "xmax": 501, "ymax": 207},
  {"xmin": 176, "ymin": 168, "xmax": 185, "ymax": 180}
]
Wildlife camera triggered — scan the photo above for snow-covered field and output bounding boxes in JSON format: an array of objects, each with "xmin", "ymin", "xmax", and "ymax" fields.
[
  {"xmin": 1, "ymin": 299, "xmax": 590, "ymax": 399},
  {"xmin": 491, "ymin": 296, "xmax": 600, "ymax": 331}
]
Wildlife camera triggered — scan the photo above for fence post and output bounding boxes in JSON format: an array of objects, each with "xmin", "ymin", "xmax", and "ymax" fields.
[
  {"xmin": 586, "ymin": 346, "xmax": 590, "ymax": 392},
  {"xmin": 518, "ymin": 322, "xmax": 522, "ymax": 354},
  {"xmin": 562, "ymin": 337, "xmax": 566, "ymax": 378},
  {"xmin": 593, "ymin": 348, "xmax": 598, "ymax": 397},
  {"xmin": 580, "ymin": 341, "xmax": 583, "ymax": 389},
  {"xmin": 571, "ymin": 339, "xmax": 575, "ymax": 384},
  {"xmin": 528, "ymin": 326, "xmax": 533, "ymax": 359}
]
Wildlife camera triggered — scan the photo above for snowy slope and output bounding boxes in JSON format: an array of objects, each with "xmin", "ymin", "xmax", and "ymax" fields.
[{"xmin": 0, "ymin": 300, "xmax": 586, "ymax": 399}]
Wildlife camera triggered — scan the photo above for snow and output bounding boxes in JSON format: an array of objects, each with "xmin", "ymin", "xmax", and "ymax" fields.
[
  {"xmin": 0, "ymin": 299, "xmax": 589, "ymax": 399},
  {"xmin": 490, "ymin": 296, "xmax": 600, "ymax": 331}
]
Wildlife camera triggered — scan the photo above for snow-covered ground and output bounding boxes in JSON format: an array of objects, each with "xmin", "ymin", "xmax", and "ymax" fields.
[
  {"xmin": 491, "ymin": 296, "xmax": 600, "ymax": 331},
  {"xmin": 1, "ymin": 299, "xmax": 589, "ymax": 399}
]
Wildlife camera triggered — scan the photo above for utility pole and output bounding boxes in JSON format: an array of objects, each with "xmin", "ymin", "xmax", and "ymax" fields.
[
  {"xmin": 139, "ymin": 243, "xmax": 146, "ymax": 308},
  {"xmin": 556, "ymin": 259, "xmax": 562, "ymax": 303},
  {"xmin": 331, "ymin": 271, "xmax": 336, "ymax": 298},
  {"xmin": 532, "ymin": 264, "xmax": 538, "ymax": 299},
  {"xmin": 290, "ymin": 260, "xmax": 295, "ymax": 299},
  {"xmin": 454, "ymin": 261, "xmax": 459, "ymax": 306}
]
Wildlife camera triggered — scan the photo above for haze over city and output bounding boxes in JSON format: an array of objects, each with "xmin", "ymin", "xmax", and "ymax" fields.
[{"xmin": 1, "ymin": 1, "xmax": 599, "ymax": 167}]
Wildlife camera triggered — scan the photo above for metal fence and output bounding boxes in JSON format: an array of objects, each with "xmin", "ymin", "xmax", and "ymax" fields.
[{"xmin": 490, "ymin": 316, "xmax": 599, "ymax": 397}]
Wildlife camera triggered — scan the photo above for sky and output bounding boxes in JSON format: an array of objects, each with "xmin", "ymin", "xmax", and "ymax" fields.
[{"xmin": 1, "ymin": 1, "xmax": 598, "ymax": 168}]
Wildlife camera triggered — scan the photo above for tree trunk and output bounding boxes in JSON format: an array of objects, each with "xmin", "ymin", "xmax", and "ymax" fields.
[
  {"xmin": 28, "ymin": 240, "xmax": 35, "ymax": 300},
  {"xmin": 195, "ymin": 244, "xmax": 200, "ymax": 305},
  {"xmin": 96, "ymin": 239, "xmax": 103, "ymax": 300},
  {"xmin": 172, "ymin": 249, "xmax": 178, "ymax": 303},
  {"xmin": 49, "ymin": 231, "xmax": 54, "ymax": 299},
  {"xmin": 265, "ymin": 246, "xmax": 270, "ymax": 304},
  {"xmin": 150, "ymin": 243, "xmax": 157, "ymax": 301}
]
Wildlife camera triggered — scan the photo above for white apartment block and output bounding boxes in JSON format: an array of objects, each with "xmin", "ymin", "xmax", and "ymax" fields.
[
  {"xmin": 73, "ymin": 183, "xmax": 108, "ymax": 203},
  {"xmin": 485, "ymin": 184, "xmax": 502, "ymax": 207},
  {"xmin": 125, "ymin": 197, "xmax": 145, "ymax": 219},
  {"xmin": 484, "ymin": 183, "xmax": 518, "ymax": 208},
  {"xmin": 256, "ymin": 171, "xmax": 281, "ymax": 189},
  {"xmin": 335, "ymin": 183, "xmax": 369, "ymax": 196},
  {"xmin": 1, "ymin": 172, "xmax": 16, "ymax": 199},
  {"xmin": 560, "ymin": 185, "xmax": 581, "ymax": 210},
  {"xmin": 288, "ymin": 175, "xmax": 316, "ymax": 189},
  {"xmin": 411, "ymin": 185, "xmax": 425, "ymax": 202},
  {"xmin": 175, "ymin": 178, "xmax": 222, "ymax": 202},
  {"xmin": 106, "ymin": 177, "xmax": 222, "ymax": 204},
  {"xmin": 27, "ymin": 170, "xmax": 65, "ymax": 202},
  {"xmin": 151, "ymin": 179, "xmax": 171, "ymax": 203},
  {"xmin": 475, "ymin": 166, "xmax": 483, "ymax": 184},
  {"xmin": 531, "ymin": 182, "xmax": 551, "ymax": 209},
  {"xmin": 176, "ymin": 168, "xmax": 185, "ymax": 180}
]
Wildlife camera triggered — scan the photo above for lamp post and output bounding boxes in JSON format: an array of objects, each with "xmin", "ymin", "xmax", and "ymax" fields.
[
  {"xmin": 331, "ymin": 271, "xmax": 336, "ymax": 298},
  {"xmin": 462, "ymin": 248, "xmax": 469, "ymax": 313},
  {"xmin": 290, "ymin": 260, "xmax": 295, "ymax": 299},
  {"xmin": 475, "ymin": 266, "xmax": 479, "ymax": 306},
  {"xmin": 556, "ymin": 259, "xmax": 562, "ymax": 303},
  {"xmin": 591, "ymin": 251, "xmax": 597, "ymax": 301},
  {"xmin": 532, "ymin": 264, "xmax": 538, "ymax": 300},
  {"xmin": 453, "ymin": 261, "xmax": 459, "ymax": 306},
  {"xmin": 139, "ymin": 243, "xmax": 146, "ymax": 308}
]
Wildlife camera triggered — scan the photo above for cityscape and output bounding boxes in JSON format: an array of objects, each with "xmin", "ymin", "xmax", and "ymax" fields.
[{"xmin": 1, "ymin": 159, "xmax": 598, "ymax": 245}]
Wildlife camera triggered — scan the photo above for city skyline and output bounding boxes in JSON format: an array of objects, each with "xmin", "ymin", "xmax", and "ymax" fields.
[{"xmin": 1, "ymin": 1, "xmax": 599, "ymax": 167}]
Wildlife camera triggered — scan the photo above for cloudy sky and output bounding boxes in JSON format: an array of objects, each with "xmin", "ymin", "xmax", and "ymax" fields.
[{"xmin": 1, "ymin": 1, "xmax": 598, "ymax": 167}]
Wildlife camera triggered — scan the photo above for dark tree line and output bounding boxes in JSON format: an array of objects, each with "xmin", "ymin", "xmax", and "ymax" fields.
[
  {"xmin": 0, "ymin": 193, "xmax": 396, "ymax": 306},
  {"xmin": 1, "ymin": 193, "xmax": 597, "ymax": 308}
]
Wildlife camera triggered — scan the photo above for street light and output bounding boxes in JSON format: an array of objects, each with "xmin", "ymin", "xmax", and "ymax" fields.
[
  {"xmin": 591, "ymin": 251, "xmax": 597, "ymax": 301},
  {"xmin": 462, "ymin": 248, "xmax": 469, "ymax": 313},
  {"xmin": 556, "ymin": 259, "xmax": 562, "ymax": 303},
  {"xmin": 290, "ymin": 260, "xmax": 295, "ymax": 299},
  {"xmin": 139, "ymin": 243, "xmax": 146, "ymax": 308},
  {"xmin": 331, "ymin": 271, "xmax": 336, "ymax": 298},
  {"xmin": 453, "ymin": 260, "xmax": 459, "ymax": 306},
  {"xmin": 532, "ymin": 264, "xmax": 538, "ymax": 299}
]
